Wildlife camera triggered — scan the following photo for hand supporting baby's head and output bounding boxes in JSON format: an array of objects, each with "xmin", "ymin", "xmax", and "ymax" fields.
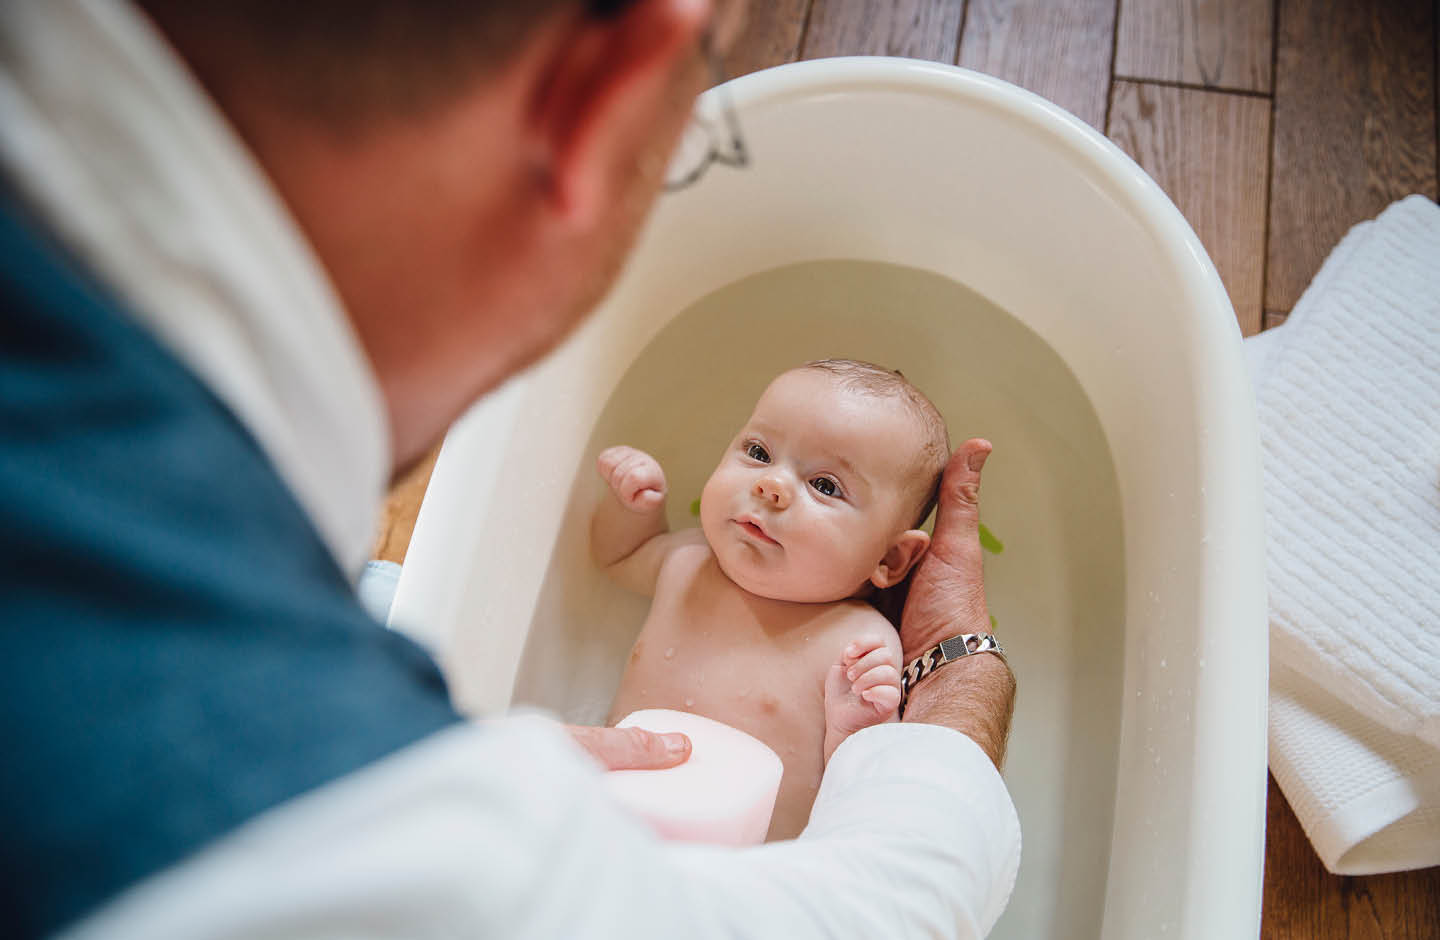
[{"xmin": 698, "ymin": 359, "xmax": 950, "ymax": 604}]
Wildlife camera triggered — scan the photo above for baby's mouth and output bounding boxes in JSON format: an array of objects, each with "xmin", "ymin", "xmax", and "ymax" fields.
[{"xmin": 733, "ymin": 517, "xmax": 779, "ymax": 545}]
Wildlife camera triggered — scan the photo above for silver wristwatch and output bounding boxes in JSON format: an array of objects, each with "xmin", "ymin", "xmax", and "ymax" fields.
[{"xmin": 899, "ymin": 632, "xmax": 1007, "ymax": 715}]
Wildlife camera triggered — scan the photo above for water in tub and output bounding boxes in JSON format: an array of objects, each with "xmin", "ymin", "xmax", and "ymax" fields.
[{"xmin": 509, "ymin": 260, "xmax": 1126, "ymax": 940}]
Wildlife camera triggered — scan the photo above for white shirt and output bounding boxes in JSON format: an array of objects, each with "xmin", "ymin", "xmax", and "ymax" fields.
[{"xmin": 0, "ymin": 3, "xmax": 1021, "ymax": 937}]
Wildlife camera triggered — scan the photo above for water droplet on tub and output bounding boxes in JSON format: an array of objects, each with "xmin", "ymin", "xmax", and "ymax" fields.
[
  {"xmin": 1198, "ymin": 658, "xmax": 1206, "ymax": 669},
  {"xmin": 1160, "ymin": 658, "xmax": 1167, "ymax": 668},
  {"xmin": 684, "ymin": 697, "xmax": 695, "ymax": 708},
  {"xmin": 664, "ymin": 647, "xmax": 674, "ymax": 659}
]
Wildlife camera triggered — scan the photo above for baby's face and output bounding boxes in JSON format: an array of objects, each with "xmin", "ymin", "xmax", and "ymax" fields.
[{"xmin": 699, "ymin": 369, "xmax": 926, "ymax": 602}]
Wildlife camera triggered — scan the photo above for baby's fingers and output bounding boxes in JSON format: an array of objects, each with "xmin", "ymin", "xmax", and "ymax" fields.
[
  {"xmin": 598, "ymin": 446, "xmax": 666, "ymax": 508},
  {"xmin": 859, "ymin": 684, "xmax": 901, "ymax": 714},
  {"xmin": 618, "ymin": 464, "xmax": 665, "ymax": 507},
  {"xmin": 850, "ymin": 663, "xmax": 900, "ymax": 696},
  {"xmin": 596, "ymin": 445, "xmax": 634, "ymax": 478},
  {"xmin": 844, "ymin": 646, "xmax": 895, "ymax": 682}
]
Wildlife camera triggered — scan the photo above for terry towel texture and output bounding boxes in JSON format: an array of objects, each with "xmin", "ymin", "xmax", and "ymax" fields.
[{"xmin": 1248, "ymin": 194, "xmax": 1440, "ymax": 874}]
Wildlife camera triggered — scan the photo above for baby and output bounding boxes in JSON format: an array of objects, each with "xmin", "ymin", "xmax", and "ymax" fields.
[{"xmin": 592, "ymin": 359, "xmax": 951, "ymax": 841}]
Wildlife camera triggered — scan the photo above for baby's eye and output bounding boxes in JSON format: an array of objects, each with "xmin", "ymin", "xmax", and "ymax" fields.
[
  {"xmin": 745, "ymin": 442, "xmax": 771, "ymax": 463},
  {"xmin": 810, "ymin": 477, "xmax": 841, "ymax": 498}
]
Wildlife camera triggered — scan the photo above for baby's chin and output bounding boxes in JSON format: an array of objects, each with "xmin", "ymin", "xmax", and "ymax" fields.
[{"xmin": 710, "ymin": 542, "xmax": 865, "ymax": 604}]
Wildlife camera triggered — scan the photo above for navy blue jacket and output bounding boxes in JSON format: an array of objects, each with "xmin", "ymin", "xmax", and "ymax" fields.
[{"xmin": 0, "ymin": 193, "xmax": 461, "ymax": 937}]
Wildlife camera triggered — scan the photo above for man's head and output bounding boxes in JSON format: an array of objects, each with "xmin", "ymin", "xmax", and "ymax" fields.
[
  {"xmin": 139, "ymin": 0, "xmax": 745, "ymax": 471},
  {"xmin": 698, "ymin": 360, "xmax": 950, "ymax": 603}
]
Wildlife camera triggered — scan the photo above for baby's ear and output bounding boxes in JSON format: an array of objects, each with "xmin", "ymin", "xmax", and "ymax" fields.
[{"xmin": 869, "ymin": 529, "xmax": 931, "ymax": 589}]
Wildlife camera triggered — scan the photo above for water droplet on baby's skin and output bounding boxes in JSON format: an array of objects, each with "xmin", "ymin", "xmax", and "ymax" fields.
[
  {"xmin": 802, "ymin": 634, "xmax": 810, "ymax": 642},
  {"xmin": 663, "ymin": 647, "xmax": 674, "ymax": 659},
  {"xmin": 684, "ymin": 697, "xmax": 695, "ymax": 708}
]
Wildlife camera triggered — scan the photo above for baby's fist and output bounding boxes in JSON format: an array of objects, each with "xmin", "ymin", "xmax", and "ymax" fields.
[
  {"xmin": 597, "ymin": 446, "xmax": 667, "ymax": 512},
  {"xmin": 824, "ymin": 635, "xmax": 902, "ymax": 741}
]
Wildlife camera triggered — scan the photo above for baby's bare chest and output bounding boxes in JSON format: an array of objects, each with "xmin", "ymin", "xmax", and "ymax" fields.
[{"xmin": 608, "ymin": 560, "xmax": 842, "ymax": 757}]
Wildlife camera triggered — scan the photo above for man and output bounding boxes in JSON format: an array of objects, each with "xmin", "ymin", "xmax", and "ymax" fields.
[{"xmin": 0, "ymin": 1, "xmax": 1019, "ymax": 936}]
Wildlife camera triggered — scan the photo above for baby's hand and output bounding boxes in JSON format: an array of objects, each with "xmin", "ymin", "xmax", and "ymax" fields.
[
  {"xmin": 597, "ymin": 445, "xmax": 667, "ymax": 513},
  {"xmin": 824, "ymin": 635, "xmax": 902, "ymax": 748}
]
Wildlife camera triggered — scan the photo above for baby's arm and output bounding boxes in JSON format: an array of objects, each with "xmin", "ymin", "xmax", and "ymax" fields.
[
  {"xmin": 591, "ymin": 446, "xmax": 688, "ymax": 596},
  {"xmin": 823, "ymin": 618, "xmax": 904, "ymax": 764}
]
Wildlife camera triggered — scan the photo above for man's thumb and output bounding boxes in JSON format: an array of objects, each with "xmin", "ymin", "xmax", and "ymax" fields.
[{"xmin": 570, "ymin": 724, "xmax": 692, "ymax": 770}]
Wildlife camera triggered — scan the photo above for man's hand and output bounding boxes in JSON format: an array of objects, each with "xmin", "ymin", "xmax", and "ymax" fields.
[
  {"xmin": 900, "ymin": 439, "xmax": 993, "ymax": 661},
  {"xmin": 568, "ymin": 724, "xmax": 691, "ymax": 770},
  {"xmin": 898, "ymin": 439, "xmax": 1015, "ymax": 769}
]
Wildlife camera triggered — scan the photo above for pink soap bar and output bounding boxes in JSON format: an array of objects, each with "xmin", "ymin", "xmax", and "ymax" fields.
[{"xmin": 604, "ymin": 709, "xmax": 784, "ymax": 845}]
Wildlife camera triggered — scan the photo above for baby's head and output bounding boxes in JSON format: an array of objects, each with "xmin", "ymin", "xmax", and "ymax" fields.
[{"xmin": 699, "ymin": 359, "xmax": 950, "ymax": 603}]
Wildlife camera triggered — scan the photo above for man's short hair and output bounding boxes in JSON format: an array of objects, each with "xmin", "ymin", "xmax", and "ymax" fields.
[
  {"xmin": 801, "ymin": 358, "xmax": 951, "ymax": 529},
  {"xmin": 139, "ymin": 1, "xmax": 636, "ymax": 124}
]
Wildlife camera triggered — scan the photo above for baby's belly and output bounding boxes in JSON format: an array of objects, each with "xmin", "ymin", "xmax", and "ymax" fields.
[{"xmin": 610, "ymin": 640, "xmax": 826, "ymax": 841}]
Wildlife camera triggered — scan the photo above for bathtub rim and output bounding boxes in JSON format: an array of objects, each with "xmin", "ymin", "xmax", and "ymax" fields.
[{"xmin": 391, "ymin": 57, "xmax": 1269, "ymax": 940}]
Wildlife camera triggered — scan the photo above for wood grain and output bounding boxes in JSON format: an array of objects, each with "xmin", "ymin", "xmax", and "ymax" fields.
[
  {"xmin": 1264, "ymin": 308, "xmax": 1290, "ymax": 330},
  {"xmin": 371, "ymin": 445, "xmax": 440, "ymax": 564},
  {"xmin": 722, "ymin": 0, "xmax": 812, "ymax": 79},
  {"xmin": 956, "ymin": 0, "xmax": 1118, "ymax": 129},
  {"xmin": 1114, "ymin": 0, "xmax": 1275, "ymax": 92},
  {"xmin": 1262, "ymin": 775, "xmax": 1440, "ymax": 939},
  {"xmin": 801, "ymin": 0, "xmax": 963, "ymax": 63},
  {"xmin": 1108, "ymin": 80, "xmax": 1272, "ymax": 335},
  {"xmin": 1265, "ymin": 0, "xmax": 1437, "ymax": 313}
]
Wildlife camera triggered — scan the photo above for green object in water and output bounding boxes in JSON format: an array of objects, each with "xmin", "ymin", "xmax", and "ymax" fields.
[
  {"xmin": 689, "ymin": 497, "xmax": 701, "ymax": 517},
  {"xmin": 979, "ymin": 522, "xmax": 1004, "ymax": 555}
]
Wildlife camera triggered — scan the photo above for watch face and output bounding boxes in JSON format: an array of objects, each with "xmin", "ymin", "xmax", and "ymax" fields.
[{"xmin": 939, "ymin": 633, "xmax": 1002, "ymax": 662}]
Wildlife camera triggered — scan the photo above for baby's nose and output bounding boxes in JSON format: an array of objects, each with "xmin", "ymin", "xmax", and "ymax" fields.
[{"xmin": 754, "ymin": 474, "xmax": 791, "ymax": 509}]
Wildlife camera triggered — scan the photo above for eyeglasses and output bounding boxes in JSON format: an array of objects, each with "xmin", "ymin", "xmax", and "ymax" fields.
[{"xmin": 663, "ymin": 33, "xmax": 749, "ymax": 191}]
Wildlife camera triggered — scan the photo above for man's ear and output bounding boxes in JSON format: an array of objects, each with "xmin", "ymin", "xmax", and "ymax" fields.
[
  {"xmin": 527, "ymin": 0, "xmax": 709, "ymax": 226},
  {"xmin": 870, "ymin": 529, "xmax": 931, "ymax": 590}
]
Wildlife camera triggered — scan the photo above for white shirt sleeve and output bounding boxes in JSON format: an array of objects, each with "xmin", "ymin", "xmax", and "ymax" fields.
[{"xmin": 64, "ymin": 714, "xmax": 1020, "ymax": 940}]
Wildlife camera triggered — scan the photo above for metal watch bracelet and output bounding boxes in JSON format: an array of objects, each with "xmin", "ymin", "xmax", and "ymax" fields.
[{"xmin": 898, "ymin": 632, "xmax": 1007, "ymax": 716}]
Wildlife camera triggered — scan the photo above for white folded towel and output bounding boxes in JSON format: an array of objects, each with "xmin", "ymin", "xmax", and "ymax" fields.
[{"xmin": 1247, "ymin": 194, "xmax": 1440, "ymax": 874}]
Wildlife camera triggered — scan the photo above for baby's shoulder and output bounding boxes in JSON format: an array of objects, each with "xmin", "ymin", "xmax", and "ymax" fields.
[
  {"xmin": 652, "ymin": 528, "xmax": 714, "ymax": 585},
  {"xmin": 814, "ymin": 600, "xmax": 904, "ymax": 653}
]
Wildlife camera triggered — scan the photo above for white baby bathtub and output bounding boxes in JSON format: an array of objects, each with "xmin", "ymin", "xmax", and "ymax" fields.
[{"xmin": 391, "ymin": 58, "xmax": 1268, "ymax": 940}]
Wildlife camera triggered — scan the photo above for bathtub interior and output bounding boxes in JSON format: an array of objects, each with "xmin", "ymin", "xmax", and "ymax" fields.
[
  {"xmin": 394, "ymin": 59, "xmax": 1266, "ymax": 940},
  {"xmin": 508, "ymin": 259, "xmax": 1126, "ymax": 939}
]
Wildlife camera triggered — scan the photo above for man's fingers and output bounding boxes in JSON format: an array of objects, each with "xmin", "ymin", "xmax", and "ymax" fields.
[
  {"xmin": 568, "ymin": 724, "xmax": 691, "ymax": 771},
  {"xmin": 929, "ymin": 438, "xmax": 991, "ymax": 568},
  {"xmin": 899, "ymin": 438, "xmax": 992, "ymax": 656}
]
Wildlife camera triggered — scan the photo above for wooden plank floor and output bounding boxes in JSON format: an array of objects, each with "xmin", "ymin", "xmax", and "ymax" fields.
[{"xmin": 375, "ymin": 1, "xmax": 1440, "ymax": 935}]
